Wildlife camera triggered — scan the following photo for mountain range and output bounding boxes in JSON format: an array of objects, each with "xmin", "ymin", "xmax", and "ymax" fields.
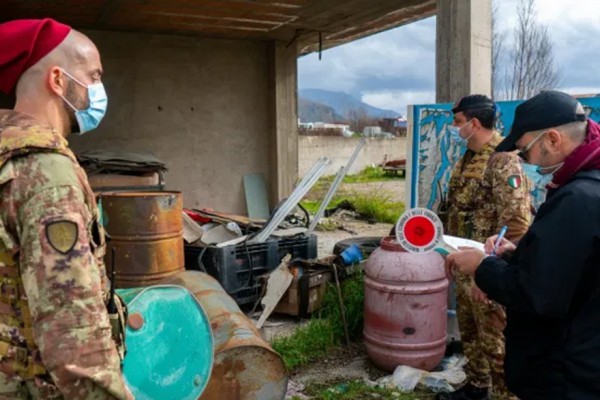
[{"xmin": 299, "ymin": 89, "xmax": 402, "ymax": 123}]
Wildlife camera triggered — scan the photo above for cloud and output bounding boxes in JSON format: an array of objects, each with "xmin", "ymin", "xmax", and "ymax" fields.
[
  {"xmin": 496, "ymin": 0, "xmax": 600, "ymax": 94},
  {"xmin": 299, "ymin": 0, "xmax": 600, "ymax": 116},
  {"xmin": 361, "ymin": 90, "xmax": 435, "ymax": 116},
  {"xmin": 299, "ymin": 16, "xmax": 436, "ymax": 100}
]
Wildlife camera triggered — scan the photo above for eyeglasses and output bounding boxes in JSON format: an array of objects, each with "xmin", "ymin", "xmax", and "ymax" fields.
[{"xmin": 517, "ymin": 131, "xmax": 547, "ymax": 161}]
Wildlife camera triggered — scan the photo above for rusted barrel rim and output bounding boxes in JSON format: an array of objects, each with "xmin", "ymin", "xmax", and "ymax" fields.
[
  {"xmin": 380, "ymin": 236, "xmax": 407, "ymax": 252},
  {"xmin": 99, "ymin": 191, "xmax": 182, "ymax": 198}
]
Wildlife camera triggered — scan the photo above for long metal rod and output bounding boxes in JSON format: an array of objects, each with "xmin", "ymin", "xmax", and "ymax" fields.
[
  {"xmin": 267, "ymin": 159, "xmax": 329, "ymax": 224},
  {"xmin": 296, "ymin": 157, "xmax": 325, "ymax": 189},
  {"xmin": 255, "ymin": 160, "xmax": 330, "ymax": 242},
  {"xmin": 306, "ymin": 138, "xmax": 366, "ymax": 234},
  {"xmin": 255, "ymin": 160, "xmax": 329, "ymax": 242},
  {"xmin": 307, "ymin": 166, "xmax": 344, "ymax": 234},
  {"xmin": 332, "ymin": 264, "xmax": 351, "ymax": 347},
  {"xmin": 251, "ymin": 158, "xmax": 331, "ymax": 243}
]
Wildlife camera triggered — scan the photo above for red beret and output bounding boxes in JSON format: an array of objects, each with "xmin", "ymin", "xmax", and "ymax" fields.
[{"xmin": 0, "ymin": 18, "xmax": 71, "ymax": 94}]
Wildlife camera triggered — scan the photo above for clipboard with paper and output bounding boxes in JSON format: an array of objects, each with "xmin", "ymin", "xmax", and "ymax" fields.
[{"xmin": 436, "ymin": 235, "xmax": 485, "ymax": 256}]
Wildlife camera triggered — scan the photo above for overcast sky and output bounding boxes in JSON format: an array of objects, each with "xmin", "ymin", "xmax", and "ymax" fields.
[{"xmin": 298, "ymin": 0, "xmax": 600, "ymax": 116}]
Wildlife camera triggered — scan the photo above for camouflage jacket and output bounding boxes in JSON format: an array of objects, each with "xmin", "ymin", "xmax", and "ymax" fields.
[
  {"xmin": 0, "ymin": 110, "xmax": 131, "ymax": 399},
  {"xmin": 444, "ymin": 132, "xmax": 532, "ymax": 243}
]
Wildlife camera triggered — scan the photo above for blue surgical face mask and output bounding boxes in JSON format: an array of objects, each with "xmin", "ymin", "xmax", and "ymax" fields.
[
  {"xmin": 60, "ymin": 69, "xmax": 108, "ymax": 134},
  {"xmin": 448, "ymin": 122, "xmax": 474, "ymax": 148},
  {"xmin": 522, "ymin": 162, "xmax": 553, "ymax": 187}
]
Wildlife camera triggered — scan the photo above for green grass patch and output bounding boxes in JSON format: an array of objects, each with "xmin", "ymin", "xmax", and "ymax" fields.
[
  {"xmin": 302, "ymin": 380, "xmax": 431, "ymax": 400},
  {"xmin": 300, "ymin": 197, "xmax": 345, "ymax": 215},
  {"xmin": 270, "ymin": 319, "xmax": 336, "ymax": 370},
  {"xmin": 301, "ymin": 190, "xmax": 404, "ymax": 225},
  {"xmin": 314, "ymin": 166, "xmax": 403, "ymax": 185},
  {"xmin": 271, "ymin": 272, "xmax": 366, "ymax": 371},
  {"xmin": 343, "ymin": 166, "xmax": 403, "ymax": 183},
  {"xmin": 320, "ymin": 271, "xmax": 365, "ymax": 339},
  {"xmin": 350, "ymin": 191, "xmax": 405, "ymax": 224}
]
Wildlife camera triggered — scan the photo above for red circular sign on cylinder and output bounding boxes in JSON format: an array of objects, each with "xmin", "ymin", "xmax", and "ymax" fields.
[{"xmin": 395, "ymin": 208, "xmax": 443, "ymax": 253}]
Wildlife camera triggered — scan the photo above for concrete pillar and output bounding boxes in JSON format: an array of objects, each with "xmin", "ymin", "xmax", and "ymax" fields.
[
  {"xmin": 436, "ymin": 0, "xmax": 492, "ymax": 102},
  {"xmin": 268, "ymin": 40, "xmax": 299, "ymax": 205}
]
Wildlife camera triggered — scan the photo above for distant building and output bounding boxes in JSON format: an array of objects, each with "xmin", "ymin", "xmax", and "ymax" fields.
[
  {"xmin": 298, "ymin": 121, "xmax": 353, "ymax": 137},
  {"xmin": 363, "ymin": 126, "xmax": 383, "ymax": 137},
  {"xmin": 380, "ymin": 117, "xmax": 407, "ymax": 137}
]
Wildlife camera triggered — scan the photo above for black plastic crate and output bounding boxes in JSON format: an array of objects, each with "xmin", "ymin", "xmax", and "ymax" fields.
[
  {"xmin": 277, "ymin": 234, "xmax": 318, "ymax": 260},
  {"xmin": 184, "ymin": 234, "xmax": 318, "ymax": 305},
  {"xmin": 184, "ymin": 240, "xmax": 279, "ymax": 305}
]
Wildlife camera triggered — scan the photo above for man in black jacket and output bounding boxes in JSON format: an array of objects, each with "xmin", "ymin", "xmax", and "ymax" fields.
[{"xmin": 446, "ymin": 90, "xmax": 600, "ymax": 400}]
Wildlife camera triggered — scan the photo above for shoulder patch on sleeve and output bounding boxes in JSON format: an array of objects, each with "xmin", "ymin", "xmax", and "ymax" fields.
[
  {"xmin": 507, "ymin": 175, "xmax": 522, "ymax": 189},
  {"xmin": 46, "ymin": 221, "xmax": 78, "ymax": 254}
]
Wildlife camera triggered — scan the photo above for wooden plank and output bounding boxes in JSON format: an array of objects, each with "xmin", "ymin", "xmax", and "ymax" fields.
[
  {"xmin": 139, "ymin": 3, "xmax": 298, "ymax": 23},
  {"xmin": 256, "ymin": 255, "xmax": 294, "ymax": 329},
  {"xmin": 138, "ymin": 10, "xmax": 295, "ymax": 25},
  {"xmin": 144, "ymin": 0, "xmax": 303, "ymax": 15},
  {"xmin": 295, "ymin": 0, "xmax": 436, "ymax": 54},
  {"xmin": 3, "ymin": 0, "xmax": 436, "ymax": 48},
  {"xmin": 254, "ymin": 0, "xmax": 311, "ymax": 7},
  {"xmin": 107, "ymin": 16, "xmax": 275, "ymax": 33}
]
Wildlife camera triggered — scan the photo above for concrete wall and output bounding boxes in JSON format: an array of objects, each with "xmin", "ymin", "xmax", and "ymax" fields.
[
  {"xmin": 71, "ymin": 30, "xmax": 272, "ymax": 214},
  {"xmin": 298, "ymin": 136, "xmax": 406, "ymax": 177}
]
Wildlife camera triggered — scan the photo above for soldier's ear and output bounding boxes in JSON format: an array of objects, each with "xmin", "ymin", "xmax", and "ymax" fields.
[{"xmin": 47, "ymin": 66, "xmax": 68, "ymax": 97}]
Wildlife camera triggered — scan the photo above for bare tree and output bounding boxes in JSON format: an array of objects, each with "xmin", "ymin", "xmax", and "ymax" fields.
[
  {"xmin": 492, "ymin": 0, "xmax": 506, "ymax": 100},
  {"xmin": 346, "ymin": 109, "xmax": 379, "ymax": 134},
  {"xmin": 496, "ymin": 0, "xmax": 560, "ymax": 100}
]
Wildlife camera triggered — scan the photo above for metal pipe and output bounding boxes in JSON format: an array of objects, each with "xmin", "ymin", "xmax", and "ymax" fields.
[
  {"xmin": 332, "ymin": 263, "xmax": 351, "ymax": 347},
  {"xmin": 261, "ymin": 158, "xmax": 328, "ymax": 232},
  {"xmin": 252, "ymin": 158, "xmax": 331, "ymax": 243},
  {"xmin": 253, "ymin": 161, "xmax": 328, "ymax": 242},
  {"xmin": 307, "ymin": 166, "xmax": 344, "ymax": 234},
  {"xmin": 306, "ymin": 138, "xmax": 366, "ymax": 234}
]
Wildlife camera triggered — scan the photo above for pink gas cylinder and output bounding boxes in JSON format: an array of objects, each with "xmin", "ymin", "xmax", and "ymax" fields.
[{"xmin": 364, "ymin": 236, "xmax": 448, "ymax": 372}]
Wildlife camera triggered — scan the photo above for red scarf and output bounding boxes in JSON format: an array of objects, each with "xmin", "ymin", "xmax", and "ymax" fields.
[{"xmin": 549, "ymin": 119, "xmax": 600, "ymax": 189}]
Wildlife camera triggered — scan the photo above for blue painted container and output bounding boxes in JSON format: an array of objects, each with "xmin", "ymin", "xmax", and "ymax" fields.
[{"xmin": 117, "ymin": 285, "xmax": 213, "ymax": 400}]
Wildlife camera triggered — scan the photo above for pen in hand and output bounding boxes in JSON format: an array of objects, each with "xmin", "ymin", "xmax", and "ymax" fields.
[{"xmin": 491, "ymin": 225, "xmax": 508, "ymax": 257}]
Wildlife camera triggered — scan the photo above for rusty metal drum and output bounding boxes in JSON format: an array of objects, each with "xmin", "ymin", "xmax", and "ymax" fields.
[
  {"xmin": 158, "ymin": 270, "xmax": 288, "ymax": 400},
  {"xmin": 364, "ymin": 236, "xmax": 448, "ymax": 372},
  {"xmin": 101, "ymin": 191, "xmax": 184, "ymax": 288}
]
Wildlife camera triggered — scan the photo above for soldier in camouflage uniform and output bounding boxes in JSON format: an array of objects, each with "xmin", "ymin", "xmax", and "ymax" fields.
[
  {"xmin": 0, "ymin": 19, "xmax": 132, "ymax": 399},
  {"xmin": 437, "ymin": 95, "xmax": 531, "ymax": 400}
]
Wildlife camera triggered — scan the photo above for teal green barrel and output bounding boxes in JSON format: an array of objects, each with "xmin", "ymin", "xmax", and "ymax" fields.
[
  {"xmin": 117, "ymin": 285, "xmax": 213, "ymax": 399},
  {"xmin": 158, "ymin": 271, "xmax": 288, "ymax": 400}
]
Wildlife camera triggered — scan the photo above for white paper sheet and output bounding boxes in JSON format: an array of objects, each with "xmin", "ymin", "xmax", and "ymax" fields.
[{"xmin": 436, "ymin": 235, "xmax": 485, "ymax": 256}]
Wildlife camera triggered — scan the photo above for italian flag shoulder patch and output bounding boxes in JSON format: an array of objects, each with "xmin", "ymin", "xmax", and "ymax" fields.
[{"xmin": 507, "ymin": 175, "xmax": 522, "ymax": 189}]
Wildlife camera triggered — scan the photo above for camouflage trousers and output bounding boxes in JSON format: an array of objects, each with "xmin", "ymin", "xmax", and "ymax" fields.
[
  {"xmin": 0, "ymin": 373, "xmax": 62, "ymax": 399},
  {"xmin": 456, "ymin": 275, "xmax": 516, "ymax": 399}
]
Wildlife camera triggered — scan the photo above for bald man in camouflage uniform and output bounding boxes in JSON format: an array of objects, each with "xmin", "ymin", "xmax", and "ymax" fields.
[
  {"xmin": 438, "ymin": 95, "xmax": 531, "ymax": 400},
  {"xmin": 0, "ymin": 19, "xmax": 131, "ymax": 399}
]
